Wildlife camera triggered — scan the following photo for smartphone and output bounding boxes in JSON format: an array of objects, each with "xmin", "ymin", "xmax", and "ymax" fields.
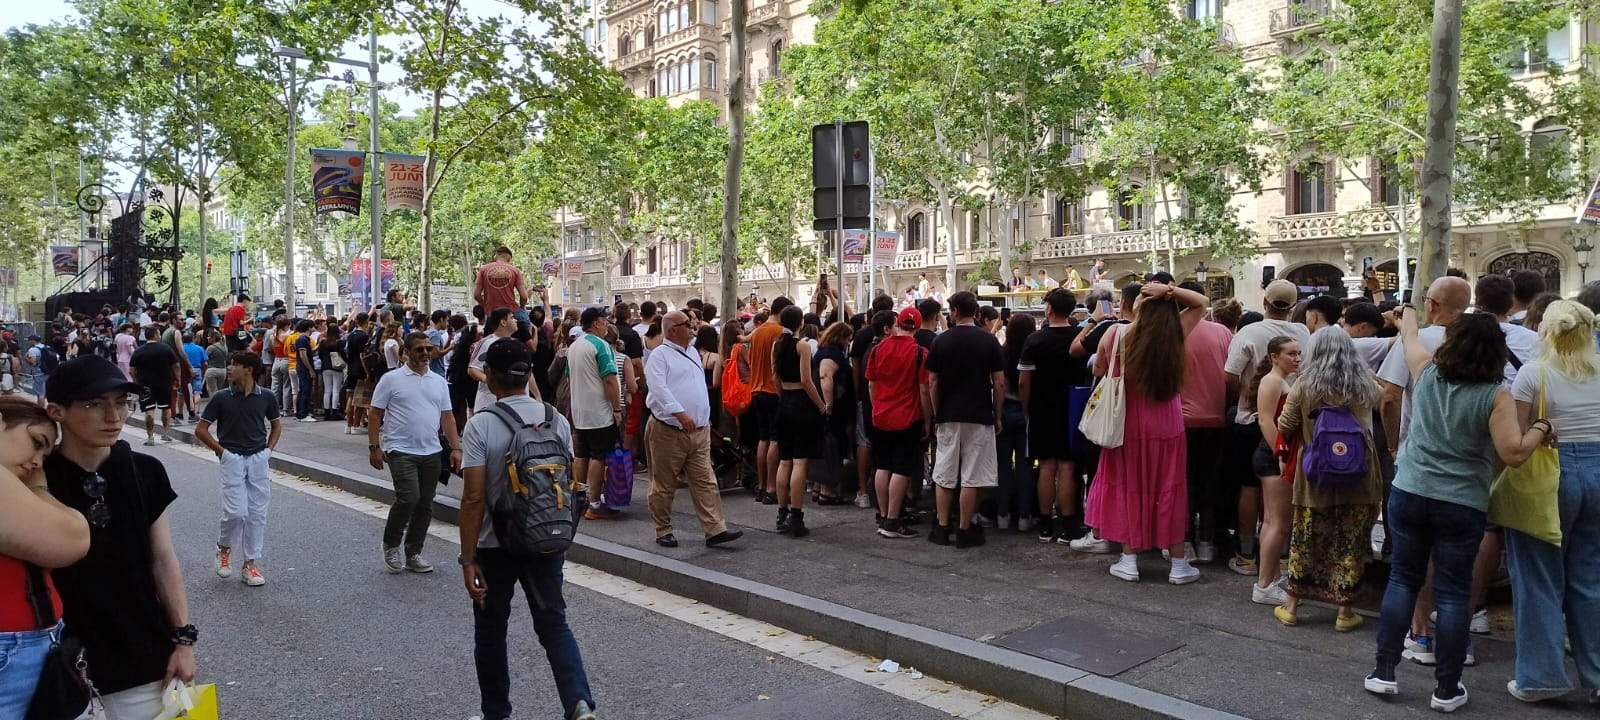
[{"xmin": 1098, "ymin": 300, "xmax": 1112, "ymax": 316}]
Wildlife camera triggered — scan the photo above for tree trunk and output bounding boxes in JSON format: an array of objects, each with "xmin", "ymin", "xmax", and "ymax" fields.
[
  {"xmin": 936, "ymin": 181, "xmax": 956, "ymax": 292},
  {"xmin": 1417, "ymin": 0, "xmax": 1461, "ymax": 312},
  {"xmin": 719, "ymin": 0, "xmax": 748, "ymax": 319}
]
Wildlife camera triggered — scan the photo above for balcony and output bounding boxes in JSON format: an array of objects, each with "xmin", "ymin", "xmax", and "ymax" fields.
[
  {"xmin": 657, "ymin": 22, "xmax": 718, "ymax": 51},
  {"xmin": 894, "ymin": 252, "xmax": 929, "ymax": 271},
  {"xmin": 721, "ymin": 1, "xmax": 787, "ymax": 35},
  {"xmin": 1269, "ymin": 0, "xmax": 1331, "ymax": 37},
  {"xmin": 612, "ymin": 275, "xmax": 657, "ymax": 291},
  {"xmin": 1033, "ymin": 230, "xmax": 1205, "ymax": 260},
  {"xmin": 617, "ymin": 47, "xmax": 653, "ymax": 72}
]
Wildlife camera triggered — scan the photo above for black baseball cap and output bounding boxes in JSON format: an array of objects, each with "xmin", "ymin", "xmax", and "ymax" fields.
[
  {"xmin": 45, "ymin": 355, "xmax": 144, "ymax": 405},
  {"xmin": 579, "ymin": 306, "xmax": 606, "ymax": 330},
  {"xmin": 484, "ymin": 337, "xmax": 532, "ymax": 379}
]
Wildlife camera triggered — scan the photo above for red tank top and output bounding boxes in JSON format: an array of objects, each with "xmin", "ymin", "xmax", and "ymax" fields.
[{"xmin": 0, "ymin": 554, "xmax": 62, "ymax": 632}]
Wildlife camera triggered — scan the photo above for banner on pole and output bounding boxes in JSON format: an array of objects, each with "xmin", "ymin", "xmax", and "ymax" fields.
[
  {"xmin": 80, "ymin": 240, "xmax": 103, "ymax": 288},
  {"xmin": 873, "ymin": 231, "xmax": 900, "ymax": 267},
  {"xmin": 50, "ymin": 246, "xmax": 79, "ymax": 276},
  {"xmin": 564, "ymin": 260, "xmax": 584, "ymax": 281},
  {"xmin": 348, "ymin": 258, "xmax": 396, "ymax": 308},
  {"xmin": 310, "ymin": 148, "xmax": 366, "ymax": 216},
  {"xmin": 541, "ymin": 258, "xmax": 560, "ymax": 278},
  {"xmin": 1580, "ymin": 172, "xmax": 1600, "ymax": 225},
  {"xmin": 384, "ymin": 153, "xmax": 427, "ymax": 212},
  {"xmin": 842, "ymin": 229, "xmax": 867, "ymax": 264}
]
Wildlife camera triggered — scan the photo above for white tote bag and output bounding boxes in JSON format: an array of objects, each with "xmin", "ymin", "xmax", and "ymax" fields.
[{"xmin": 1077, "ymin": 324, "xmax": 1126, "ymax": 449}]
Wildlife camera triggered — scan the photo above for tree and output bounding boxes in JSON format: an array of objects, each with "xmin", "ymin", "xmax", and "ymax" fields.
[{"xmin": 720, "ymin": 0, "xmax": 749, "ymax": 322}]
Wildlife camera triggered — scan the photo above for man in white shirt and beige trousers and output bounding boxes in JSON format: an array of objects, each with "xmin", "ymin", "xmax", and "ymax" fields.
[{"xmin": 643, "ymin": 311, "xmax": 745, "ymax": 549}]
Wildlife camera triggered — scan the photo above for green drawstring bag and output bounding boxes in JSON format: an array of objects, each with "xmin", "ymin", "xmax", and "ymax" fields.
[{"xmin": 1489, "ymin": 367, "xmax": 1562, "ymax": 546}]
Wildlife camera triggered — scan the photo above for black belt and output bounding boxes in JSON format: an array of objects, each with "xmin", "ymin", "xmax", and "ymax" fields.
[{"xmin": 651, "ymin": 415, "xmax": 693, "ymax": 432}]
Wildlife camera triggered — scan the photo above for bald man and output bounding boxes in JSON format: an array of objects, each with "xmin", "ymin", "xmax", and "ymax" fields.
[
  {"xmin": 641, "ymin": 311, "xmax": 744, "ymax": 548},
  {"xmin": 1377, "ymin": 275, "xmax": 1470, "ymax": 452}
]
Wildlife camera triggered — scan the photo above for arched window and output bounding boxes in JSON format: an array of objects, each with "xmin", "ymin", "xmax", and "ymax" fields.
[
  {"xmin": 645, "ymin": 26, "xmax": 655, "ymax": 47},
  {"xmin": 619, "ymin": 35, "xmax": 631, "ymax": 56},
  {"xmin": 770, "ymin": 39, "xmax": 784, "ymax": 77},
  {"xmin": 906, "ymin": 213, "xmax": 925, "ymax": 252},
  {"xmin": 1117, "ymin": 185, "xmax": 1147, "ymax": 230},
  {"xmin": 1488, "ymin": 251, "xmax": 1562, "ymax": 296}
]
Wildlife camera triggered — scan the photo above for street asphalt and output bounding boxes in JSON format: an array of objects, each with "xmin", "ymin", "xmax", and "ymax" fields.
[{"xmin": 142, "ymin": 438, "xmax": 988, "ymax": 720}]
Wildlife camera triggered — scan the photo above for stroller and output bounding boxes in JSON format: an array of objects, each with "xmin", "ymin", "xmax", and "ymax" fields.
[{"xmin": 710, "ymin": 419, "xmax": 755, "ymax": 494}]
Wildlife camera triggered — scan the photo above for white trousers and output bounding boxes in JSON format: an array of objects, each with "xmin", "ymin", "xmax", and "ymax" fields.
[{"xmin": 218, "ymin": 449, "xmax": 272, "ymax": 561}]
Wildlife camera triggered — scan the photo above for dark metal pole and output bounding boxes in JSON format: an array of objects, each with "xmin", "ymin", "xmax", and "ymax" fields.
[{"xmin": 834, "ymin": 118, "xmax": 844, "ymax": 308}]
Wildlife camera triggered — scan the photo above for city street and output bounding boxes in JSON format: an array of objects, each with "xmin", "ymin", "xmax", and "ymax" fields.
[{"xmin": 139, "ymin": 431, "xmax": 1045, "ymax": 720}]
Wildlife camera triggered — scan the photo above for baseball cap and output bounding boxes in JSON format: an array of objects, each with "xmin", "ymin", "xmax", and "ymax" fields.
[
  {"xmin": 1264, "ymin": 279, "xmax": 1299, "ymax": 312},
  {"xmin": 896, "ymin": 306, "xmax": 922, "ymax": 330},
  {"xmin": 45, "ymin": 355, "xmax": 144, "ymax": 405},
  {"xmin": 568, "ymin": 326, "xmax": 582, "ymax": 339},
  {"xmin": 484, "ymin": 337, "xmax": 532, "ymax": 379},
  {"xmin": 1146, "ymin": 271, "xmax": 1175, "ymax": 285},
  {"xmin": 579, "ymin": 306, "xmax": 606, "ymax": 329}
]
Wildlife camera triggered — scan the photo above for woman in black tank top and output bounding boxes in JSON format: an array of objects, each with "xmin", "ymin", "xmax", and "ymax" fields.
[{"xmin": 773, "ymin": 306, "xmax": 826, "ymax": 537}]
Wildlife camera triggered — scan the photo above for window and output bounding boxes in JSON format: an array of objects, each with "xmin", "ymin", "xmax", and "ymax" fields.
[
  {"xmin": 1507, "ymin": 20, "xmax": 1574, "ymax": 75},
  {"xmin": 967, "ymin": 212, "xmax": 982, "ymax": 250},
  {"xmin": 1052, "ymin": 196, "xmax": 1084, "ymax": 236},
  {"xmin": 679, "ymin": 61, "xmax": 690, "ymax": 91},
  {"xmin": 1289, "ymin": 161, "xmax": 1331, "ymax": 214},
  {"xmin": 648, "ymin": 77, "xmax": 657, "ymax": 97},
  {"xmin": 703, "ymin": 57, "xmax": 717, "ymax": 88},
  {"xmin": 1530, "ymin": 118, "xmax": 1571, "ymax": 184},
  {"xmin": 1117, "ymin": 185, "xmax": 1147, "ymax": 230},
  {"xmin": 598, "ymin": 20, "xmax": 607, "ymax": 45},
  {"xmin": 701, "ymin": 0, "xmax": 715, "ymax": 25},
  {"xmin": 619, "ymin": 35, "xmax": 631, "ymax": 56},
  {"xmin": 770, "ymin": 39, "xmax": 784, "ymax": 77},
  {"xmin": 657, "ymin": 10, "xmax": 668, "ymax": 36},
  {"xmin": 1375, "ymin": 157, "xmax": 1401, "ymax": 206},
  {"xmin": 678, "ymin": 4, "xmax": 689, "ymax": 30},
  {"xmin": 315, "ymin": 273, "xmax": 328, "ymax": 294},
  {"xmin": 1187, "ymin": 0, "xmax": 1219, "ymax": 21},
  {"xmin": 906, "ymin": 213, "xmax": 925, "ymax": 252},
  {"xmin": 645, "ymin": 27, "xmax": 654, "ymax": 47},
  {"xmin": 619, "ymin": 248, "xmax": 634, "ymax": 276},
  {"xmin": 647, "ymin": 246, "xmax": 658, "ymax": 274},
  {"xmin": 583, "ymin": 25, "xmax": 593, "ymax": 45},
  {"xmin": 689, "ymin": 58, "xmax": 700, "ymax": 88}
]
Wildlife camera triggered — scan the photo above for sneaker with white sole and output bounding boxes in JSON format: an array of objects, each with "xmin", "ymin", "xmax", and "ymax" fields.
[
  {"xmin": 1195, "ymin": 541, "xmax": 1218, "ymax": 564},
  {"xmin": 1251, "ymin": 581, "xmax": 1288, "ymax": 606},
  {"xmin": 383, "ymin": 546, "xmax": 404, "ymax": 574},
  {"xmin": 1431, "ymin": 682, "xmax": 1468, "ymax": 713},
  {"xmin": 215, "ymin": 547, "xmax": 233, "ymax": 578},
  {"xmin": 1506, "ymin": 679, "xmax": 1569, "ymax": 703},
  {"xmin": 1070, "ymin": 531, "xmax": 1114, "ymax": 554},
  {"xmin": 1162, "ymin": 542, "xmax": 1196, "ymax": 562},
  {"xmin": 1429, "ymin": 609, "xmax": 1491, "ymax": 635},
  {"xmin": 854, "ymin": 493, "xmax": 872, "ymax": 509},
  {"xmin": 1364, "ymin": 664, "xmax": 1399, "ymax": 696},
  {"xmin": 406, "ymin": 554, "xmax": 434, "ymax": 573},
  {"xmin": 143, "ymin": 437, "xmax": 160, "ymax": 446},
  {"xmin": 568, "ymin": 700, "xmax": 598, "ymax": 720},
  {"xmin": 1228, "ymin": 554, "xmax": 1258, "ymax": 576},
  {"xmin": 1109, "ymin": 554, "xmax": 1141, "ymax": 582},
  {"xmin": 1404, "ymin": 635, "xmax": 1476, "ymax": 667},
  {"xmin": 1017, "ymin": 516, "xmax": 1035, "ymax": 533},
  {"xmin": 160, "ymin": 434, "xmax": 174, "ymax": 443},
  {"xmin": 1168, "ymin": 560, "xmax": 1200, "ymax": 585},
  {"xmin": 241, "ymin": 564, "xmax": 265, "ymax": 587}
]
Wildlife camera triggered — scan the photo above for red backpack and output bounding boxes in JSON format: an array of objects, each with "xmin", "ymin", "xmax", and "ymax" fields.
[{"xmin": 721, "ymin": 343, "xmax": 752, "ymax": 417}]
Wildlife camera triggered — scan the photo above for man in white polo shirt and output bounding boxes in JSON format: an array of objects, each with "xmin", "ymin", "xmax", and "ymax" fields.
[{"xmin": 369, "ymin": 331, "xmax": 461, "ymax": 574}]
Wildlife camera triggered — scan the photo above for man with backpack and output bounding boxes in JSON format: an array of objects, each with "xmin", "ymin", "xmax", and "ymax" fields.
[
  {"xmin": 368, "ymin": 331, "xmax": 461, "ymax": 574},
  {"xmin": 458, "ymin": 337, "xmax": 598, "ymax": 720}
]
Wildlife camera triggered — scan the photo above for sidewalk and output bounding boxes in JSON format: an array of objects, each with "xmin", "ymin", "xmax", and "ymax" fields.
[{"xmin": 146, "ymin": 413, "xmax": 1594, "ymax": 720}]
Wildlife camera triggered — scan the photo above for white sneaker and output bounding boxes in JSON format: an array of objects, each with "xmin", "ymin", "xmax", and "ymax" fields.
[
  {"xmin": 1162, "ymin": 542, "xmax": 1196, "ymax": 562},
  {"xmin": 854, "ymin": 493, "xmax": 872, "ymax": 509},
  {"xmin": 143, "ymin": 437, "xmax": 160, "ymax": 446},
  {"xmin": 1168, "ymin": 559, "xmax": 1200, "ymax": 585},
  {"xmin": 383, "ymin": 546, "xmax": 404, "ymax": 574},
  {"xmin": 1429, "ymin": 608, "xmax": 1491, "ymax": 635},
  {"xmin": 1251, "ymin": 581, "xmax": 1288, "ymax": 606},
  {"xmin": 1017, "ymin": 516, "xmax": 1035, "ymax": 533},
  {"xmin": 299, "ymin": 416, "xmax": 319, "ymax": 423},
  {"xmin": 1430, "ymin": 682, "xmax": 1468, "ymax": 713},
  {"xmin": 1070, "ymin": 531, "xmax": 1114, "ymax": 554},
  {"xmin": 1506, "ymin": 679, "xmax": 1569, "ymax": 703},
  {"xmin": 405, "ymin": 554, "xmax": 434, "ymax": 573},
  {"xmin": 1195, "ymin": 541, "xmax": 1217, "ymax": 564},
  {"xmin": 159, "ymin": 434, "xmax": 175, "ymax": 444},
  {"xmin": 215, "ymin": 547, "xmax": 233, "ymax": 578},
  {"xmin": 241, "ymin": 563, "xmax": 265, "ymax": 587},
  {"xmin": 1109, "ymin": 554, "xmax": 1140, "ymax": 582}
]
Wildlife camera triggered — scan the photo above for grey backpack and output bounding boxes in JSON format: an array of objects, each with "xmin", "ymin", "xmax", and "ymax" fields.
[{"xmin": 482, "ymin": 401, "xmax": 581, "ymax": 557}]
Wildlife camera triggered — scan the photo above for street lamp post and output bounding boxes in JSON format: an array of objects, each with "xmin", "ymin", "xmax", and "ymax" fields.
[
  {"xmin": 1575, "ymin": 236, "xmax": 1593, "ymax": 285},
  {"xmin": 1195, "ymin": 261, "xmax": 1209, "ymax": 283}
]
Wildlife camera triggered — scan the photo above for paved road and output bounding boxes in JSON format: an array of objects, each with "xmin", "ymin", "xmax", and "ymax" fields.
[{"xmin": 143, "ymin": 437, "xmax": 1028, "ymax": 720}]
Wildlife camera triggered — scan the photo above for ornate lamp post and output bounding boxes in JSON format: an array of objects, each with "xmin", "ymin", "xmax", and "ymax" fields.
[
  {"xmin": 1195, "ymin": 260, "xmax": 1209, "ymax": 283},
  {"xmin": 1575, "ymin": 235, "xmax": 1594, "ymax": 285}
]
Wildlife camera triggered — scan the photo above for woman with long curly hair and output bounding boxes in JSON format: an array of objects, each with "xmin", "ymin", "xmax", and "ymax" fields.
[
  {"xmin": 1087, "ymin": 281, "xmax": 1207, "ymax": 584},
  {"xmin": 1275, "ymin": 326, "xmax": 1382, "ymax": 630}
]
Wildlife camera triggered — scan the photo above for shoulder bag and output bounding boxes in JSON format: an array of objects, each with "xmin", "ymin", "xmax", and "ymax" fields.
[{"xmin": 1077, "ymin": 324, "xmax": 1126, "ymax": 449}]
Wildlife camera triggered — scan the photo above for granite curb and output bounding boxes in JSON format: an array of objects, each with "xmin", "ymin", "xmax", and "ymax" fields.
[{"xmin": 138, "ymin": 419, "xmax": 1248, "ymax": 720}]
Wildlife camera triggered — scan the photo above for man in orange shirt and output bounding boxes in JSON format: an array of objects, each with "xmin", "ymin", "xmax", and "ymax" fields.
[{"xmin": 746, "ymin": 296, "xmax": 791, "ymax": 504}]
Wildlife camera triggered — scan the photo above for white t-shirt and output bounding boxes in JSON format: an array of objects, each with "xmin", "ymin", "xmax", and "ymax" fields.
[
  {"xmin": 1351, "ymin": 336, "xmax": 1395, "ymax": 373},
  {"xmin": 383, "ymin": 337, "xmax": 401, "ymax": 369},
  {"xmin": 1223, "ymin": 318, "xmax": 1310, "ymax": 424},
  {"xmin": 370, "ymin": 365, "xmax": 451, "ymax": 455},
  {"xmin": 469, "ymin": 334, "xmax": 501, "ymax": 412},
  {"xmin": 1512, "ymin": 359, "xmax": 1600, "ymax": 443},
  {"xmin": 1377, "ymin": 325, "xmax": 1445, "ymax": 445},
  {"xmin": 1499, "ymin": 322, "xmax": 1538, "ymax": 385},
  {"xmin": 566, "ymin": 333, "xmax": 619, "ymax": 430}
]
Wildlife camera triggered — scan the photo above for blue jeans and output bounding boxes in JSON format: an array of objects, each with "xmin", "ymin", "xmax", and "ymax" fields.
[
  {"xmin": 994, "ymin": 399, "xmax": 1033, "ymax": 520},
  {"xmin": 0, "ymin": 621, "xmax": 61, "ymax": 717},
  {"xmin": 1374, "ymin": 487, "xmax": 1485, "ymax": 690},
  {"xmin": 1505, "ymin": 442, "xmax": 1600, "ymax": 693},
  {"xmin": 296, "ymin": 368, "xmax": 313, "ymax": 418},
  {"xmin": 473, "ymin": 548, "xmax": 593, "ymax": 720}
]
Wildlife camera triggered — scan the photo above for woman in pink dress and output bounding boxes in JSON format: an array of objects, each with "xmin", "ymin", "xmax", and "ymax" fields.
[
  {"xmin": 113, "ymin": 324, "xmax": 137, "ymax": 379},
  {"xmin": 1088, "ymin": 281, "xmax": 1207, "ymax": 584}
]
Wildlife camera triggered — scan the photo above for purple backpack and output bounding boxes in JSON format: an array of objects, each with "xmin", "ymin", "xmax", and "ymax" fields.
[{"xmin": 1299, "ymin": 406, "xmax": 1367, "ymax": 489}]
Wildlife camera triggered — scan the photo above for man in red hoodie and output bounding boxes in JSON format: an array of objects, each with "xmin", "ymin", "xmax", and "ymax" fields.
[{"xmin": 864, "ymin": 306, "xmax": 933, "ymax": 539}]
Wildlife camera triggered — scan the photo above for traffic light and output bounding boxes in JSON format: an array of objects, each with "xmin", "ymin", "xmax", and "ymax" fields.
[{"xmin": 812, "ymin": 120, "xmax": 871, "ymax": 232}]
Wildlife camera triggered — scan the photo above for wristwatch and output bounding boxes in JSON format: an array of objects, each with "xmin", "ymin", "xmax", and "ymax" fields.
[
  {"xmin": 369, "ymin": 444, "xmax": 380, "ymax": 451},
  {"xmin": 457, "ymin": 555, "xmax": 476, "ymax": 566},
  {"xmin": 171, "ymin": 624, "xmax": 199, "ymax": 646}
]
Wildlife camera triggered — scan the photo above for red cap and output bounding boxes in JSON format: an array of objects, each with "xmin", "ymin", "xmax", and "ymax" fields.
[{"xmin": 896, "ymin": 306, "xmax": 922, "ymax": 329}]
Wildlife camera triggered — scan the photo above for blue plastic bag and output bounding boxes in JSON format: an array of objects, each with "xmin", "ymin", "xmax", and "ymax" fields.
[{"xmin": 603, "ymin": 446, "xmax": 634, "ymax": 509}]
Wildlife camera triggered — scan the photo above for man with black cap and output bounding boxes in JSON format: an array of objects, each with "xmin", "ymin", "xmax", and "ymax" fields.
[
  {"xmin": 643, "ymin": 311, "xmax": 744, "ymax": 548},
  {"xmin": 43, "ymin": 355, "xmax": 197, "ymax": 717},
  {"xmin": 458, "ymin": 337, "xmax": 598, "ymax": 720},
  {"xmin": 568, "ymin": 306, "xmax": 623, "ymax": 520}
]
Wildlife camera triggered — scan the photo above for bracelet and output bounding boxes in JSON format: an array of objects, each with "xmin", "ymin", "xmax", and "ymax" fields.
[{"xmin": 171, "ymin": 624, "xmax": 199, "ymax": 646}]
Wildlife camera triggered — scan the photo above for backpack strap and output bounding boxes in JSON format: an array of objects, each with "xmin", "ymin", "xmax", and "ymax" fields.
[{"xmin": 22, "ymin": 562, "xmax": 57, "ymax": 629}]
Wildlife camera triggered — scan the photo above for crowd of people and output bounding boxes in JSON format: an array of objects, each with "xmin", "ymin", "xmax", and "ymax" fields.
[{"xmin": 4, "ymin": 244, "xmax": 1600, "ymax": 718}]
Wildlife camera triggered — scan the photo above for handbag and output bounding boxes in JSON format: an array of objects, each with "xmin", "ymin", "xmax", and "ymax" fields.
[
  {"xmin": 1488, "ymin": 367, "xmax": 1562, "ymax": 545},
  {"xmin": 1077, "ymin": 325, "xmax": 1126, "ymax": 449},
  {"xmin": 602, "ymin": 445, "xmax": 634, "ymax": 509},
  {"xmin": 155, "ymin": 680, "xmax": 220, "ymax": 720},
  {"xmin": 23, "ymin": 566, "xmax": 93, "ymax": 720}
]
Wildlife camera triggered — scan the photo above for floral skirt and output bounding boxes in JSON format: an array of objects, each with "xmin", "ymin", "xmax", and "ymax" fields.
[
  {"xmin": 1286, "ymin": 503, "xmax": 1378, "ymax": 606},
  {"xmin": 351, "ymin": 380, "xmax": 374, "ymax": 409}
]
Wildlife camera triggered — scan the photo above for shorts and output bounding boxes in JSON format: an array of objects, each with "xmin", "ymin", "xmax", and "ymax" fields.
[
  {"xmin": 1252, "ymin": 439, "xmax": 1281, "ymax": 478},
  {"xmin": 777, "ymin": 390, "xmax": 822, "ymax": 460},
  {"xmin": 752, "ymin": 392, "xmax": 781, "ymax": 442},
  {"xmin": 573, "ymin": 424, "xmax": 619, "ymax": 461},
  {"xmin": 871, "ymin": 423, "xmax": 924, "ymax": 479},
  {"xmin": 932, "ymin": 422, "xmax": 998, "ymax": 490},
  {"xmin": 1227, "ymin": 422, "xmax": 1263, "ymax": 489},
  {"xmin": 1028, "ymin": 414, "xmax": 1074, "ymax": 461},
  {"xmin": 139, "ymin": 379, "xmax": 172, "ymax": 411}
]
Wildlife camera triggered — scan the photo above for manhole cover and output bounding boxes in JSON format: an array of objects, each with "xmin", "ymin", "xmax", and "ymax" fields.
[{"xmin": 992, "ymin": 616, "xmax": 1182, "ymax": 676}]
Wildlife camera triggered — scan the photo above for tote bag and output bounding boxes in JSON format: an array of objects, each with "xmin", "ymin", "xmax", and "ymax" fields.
[
  {"xmin": 1077, "ymin": 325, "xmax": 1126, "ymax": 449},
  {"xmin": 1488, "ymin": 367, "xmax": 1562, "ymax": 545}
]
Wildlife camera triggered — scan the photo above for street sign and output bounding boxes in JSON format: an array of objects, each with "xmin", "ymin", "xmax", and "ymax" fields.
[{"xmin": 873, "ymin": 231, "xmax": 900, "ymax": 267}]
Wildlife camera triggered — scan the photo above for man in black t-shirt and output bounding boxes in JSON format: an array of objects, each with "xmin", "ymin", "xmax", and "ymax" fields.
[
  {"xmin": 130, "ymin": 325, "xmax": 181, "ymax": 446},
  {"xmin": 925, "ymin": 291, "xmax": 1005, "ymax": 548},
  {"xmin": 44, "ymin": 356, "xmax": 196, "ymax": 715},
  {"xmin": 850, "ymin": 296, "xmax": 897, "ymax": 507},
  {"xmin": 914, "ymin": 298, "xmax": 941, "ymax": 350},
  {"xmin": 1019, "ymin": 288, "xmax": 1091, "ymax": 544}
]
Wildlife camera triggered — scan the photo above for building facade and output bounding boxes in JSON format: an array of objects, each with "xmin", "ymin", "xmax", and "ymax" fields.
[{"xmin": 577, "ymin": 0, "xmax": 1597, "ymax": 311}]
